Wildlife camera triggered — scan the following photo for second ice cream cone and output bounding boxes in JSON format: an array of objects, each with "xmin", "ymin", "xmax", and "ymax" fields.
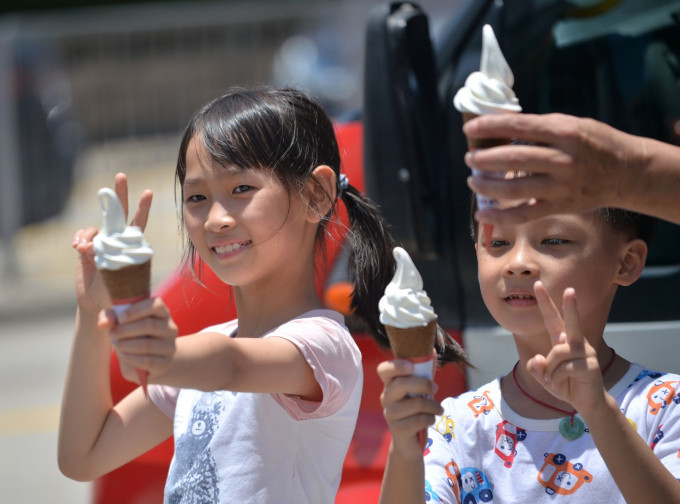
[{"xmin": 386, "ymin": 319, "xmax": 438, "ymax": 359}]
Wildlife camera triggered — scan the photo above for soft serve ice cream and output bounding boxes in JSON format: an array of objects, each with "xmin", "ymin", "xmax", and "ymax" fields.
[
  {"xmin": 94, "ymin": 188, "xmax": 153, "ymax": 274},
  {"xmin": 379, "ymin": 247, "xmax": 437, "ymax": 331},
  {"xmin": 453, "ymin": 24, "xmax": 521, "ymax": 119},
  {"xmin": 94, "ymin": 187, "xmax": 154, "ymax": 395}
]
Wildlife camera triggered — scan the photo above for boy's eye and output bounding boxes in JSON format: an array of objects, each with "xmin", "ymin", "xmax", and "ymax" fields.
[{"xmin": 543, "ymin": 238, "xmax": 569, "ymax": 246}]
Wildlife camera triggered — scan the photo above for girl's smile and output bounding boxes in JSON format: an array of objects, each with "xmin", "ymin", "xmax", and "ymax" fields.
[{"xmin": 182, "ymin": 137, "xmax": 317, "ymax": 290}]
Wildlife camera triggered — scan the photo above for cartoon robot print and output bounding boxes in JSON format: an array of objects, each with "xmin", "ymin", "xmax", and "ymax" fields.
[
  {"xmin": 494, "ymin": 420, "xmax": 526, "ymax": 468},
  {"xmin": 647, "ymin": 380, "xmax": 680, "ymax": 415},
  {"xmin": 459, "ymin": 467, "xmax": 494, "ymax": 503},
  {"xmin": 467, "ymin": 390, "xmax": 495, "ymax": 418},
  {"xmin": 537, "ymin": 453, "xmax": 593, "ymax": 496},
  {"xmin": 166, "ymin": 392, "xmax": 225, "ymax": 504}
]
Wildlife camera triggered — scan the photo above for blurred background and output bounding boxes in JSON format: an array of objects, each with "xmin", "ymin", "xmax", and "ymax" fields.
[{"xmin": 0, "ymin": 0, "xmax": 460, "ymax": 502}]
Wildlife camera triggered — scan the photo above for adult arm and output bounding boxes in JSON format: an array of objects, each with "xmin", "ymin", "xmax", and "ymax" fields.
[{"xmin": 464, "ymin": 113, "xmax": 680, "ymax": 225}]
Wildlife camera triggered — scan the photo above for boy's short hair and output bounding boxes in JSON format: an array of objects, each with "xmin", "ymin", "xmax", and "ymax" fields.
[{"xmin": 468, "ymin": 195, "xmax": 657, "ymax": 246}]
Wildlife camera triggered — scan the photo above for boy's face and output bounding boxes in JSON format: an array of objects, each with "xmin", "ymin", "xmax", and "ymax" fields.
[{"xmin": 475, "ymin": 212, "xmax": 633, "ymax": 342}]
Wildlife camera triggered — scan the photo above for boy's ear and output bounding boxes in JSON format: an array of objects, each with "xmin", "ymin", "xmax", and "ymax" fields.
[
  {"xmin": 615, "ymin": 238, "xmax": 648, "ymax": 286},
  {"xmin": 305, "ymin": 165, "xmax": 336, "ymax": 223}
]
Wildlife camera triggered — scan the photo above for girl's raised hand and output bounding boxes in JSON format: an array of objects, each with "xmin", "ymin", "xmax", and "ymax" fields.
[
  {"xmin": 72, "ymin": 173, "xmax": 153, "ymax": 313},
  {"xmin": 527, "ymin": 281, "xmax": 606, "ymax": 416},
  {"xmin": 378, "ymin": 359, "xmax": 442, "ymax": 460},
  {"xmin": 100, "ymin": 297, "xmax": 177, "ymax": 384}
]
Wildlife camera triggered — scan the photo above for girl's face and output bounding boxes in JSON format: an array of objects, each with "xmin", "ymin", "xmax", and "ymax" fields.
[
  {"xmin": 181, "ymin": 137, "xmax": 317, "ymax": 289},
  {"xmin": 475, "ymin": 212, "xmax": 629, "ymax": 343}
]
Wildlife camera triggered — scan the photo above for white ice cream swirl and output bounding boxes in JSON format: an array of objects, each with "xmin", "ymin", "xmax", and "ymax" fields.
[
  {"xmin": 453, "ymin": 24, "xmax": 521, "ymax": 115},
  {"xmin": 93, "ymin": 188, "xmax": 153, "ymax": 271},
  {"xmin": 379, "ymin": 247, "xmax": 437, "ymax": 329}
]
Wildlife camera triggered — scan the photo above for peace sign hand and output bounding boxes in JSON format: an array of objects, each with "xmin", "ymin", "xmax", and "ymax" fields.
[
  {"xmin": 72, "ymin": 173, "xmax": 153, "ymax": 313},
  {"xmin": 526, "ymin": 281, "xmax": 607, "ymax": 417}
]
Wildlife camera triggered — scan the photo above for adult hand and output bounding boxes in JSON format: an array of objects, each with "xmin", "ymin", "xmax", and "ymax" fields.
[
  {"xmin": 377, "ymin": 359, "xmax": 442, "ymax": 460},
  {"xmin": 464, "ymin": 113, "xmax": 643, "ymax": 224}
]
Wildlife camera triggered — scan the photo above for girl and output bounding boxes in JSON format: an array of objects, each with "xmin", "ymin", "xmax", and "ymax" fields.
[
  {"xmin": 59, "ymin": 87, "xmax": 396, "ymax": 503},
  {"xmin": 377, "ymin": 205, "xmax": 680, "ymax": 503}
]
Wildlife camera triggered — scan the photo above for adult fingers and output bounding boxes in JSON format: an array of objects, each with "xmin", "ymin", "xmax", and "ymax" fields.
[{"xmin": 462, "ymin": 112, "xmax": 577, "ymax": 146}]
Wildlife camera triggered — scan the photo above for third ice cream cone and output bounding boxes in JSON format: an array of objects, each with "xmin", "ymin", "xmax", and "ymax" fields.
[{"xmin": 386, "ymin": 319, "xmax": 437, "ymax": 359}]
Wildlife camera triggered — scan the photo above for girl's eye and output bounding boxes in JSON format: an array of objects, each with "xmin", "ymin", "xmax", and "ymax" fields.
[
  {"xmin": 233, "ymin": 185, "xmax": 252, "ymax": 194},
  {"xmin": 489, "ymin": 240, "xmax": 509, "ymax": 248},
  {"xmin": 185, "ymin": 194, "xmax": 205, "ymax": 203}
]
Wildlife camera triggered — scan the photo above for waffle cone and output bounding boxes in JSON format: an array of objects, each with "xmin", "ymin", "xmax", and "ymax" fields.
[
  {"xmin": 385, "ymin": 319, "xmax": 438, "ymax": 359},
  {"xmin": 462, "ymin": 112, "xmax": 510, "ymax": 150},
  {"xmin": 100, "ymin": 260, "xmax": 151, "ymax": 303}
]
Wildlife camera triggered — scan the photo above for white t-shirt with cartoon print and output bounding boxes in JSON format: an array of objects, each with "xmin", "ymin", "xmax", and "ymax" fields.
[
  {"xmin": 148, "ymin": 309, "xmax": 362, "ymax": 504},
  {"xmin": 424, "ymin": 363, "xmax": 680, "ymax": 503}
]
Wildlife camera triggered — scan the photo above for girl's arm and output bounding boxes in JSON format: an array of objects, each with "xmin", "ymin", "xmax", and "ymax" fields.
[
  {"xmin": 113, "ymin": 311, "xmax": 322, "ymax": 400},
  {"xmin": 528, "ymin": 282, "xmax": 680, "ymax": 503},
  {"xmin": 377, "ymin": 359, "xmax": 441, "ymax": 504},
  {"xmin": 58, "ymin": 305, "xmax": 172, "ymax": 481},
  {"xmin": 59, "ymin": 173, "xmax": 172, "ymax": 481}
]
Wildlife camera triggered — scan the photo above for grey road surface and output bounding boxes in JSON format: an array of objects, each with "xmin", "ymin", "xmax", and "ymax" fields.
[{"xmin": 0, "ymin": 312, "xmax": 91, "ymax": 504}]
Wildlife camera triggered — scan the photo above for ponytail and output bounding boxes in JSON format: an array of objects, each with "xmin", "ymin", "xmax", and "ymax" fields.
[
  {"xmin": 340, "ymin": 184, "xmax": 395, "ymax": 348},
  {"xmin": 341, "ymin": 182, "xmax": 469, "ymax": 367}
]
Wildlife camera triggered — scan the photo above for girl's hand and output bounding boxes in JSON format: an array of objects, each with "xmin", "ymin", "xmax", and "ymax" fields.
[
  {"xmin": 72, "ymin": 173, "xmax": 153, "ymax": 313},
  {"xmin": 101, "ymin": 297, "xmax": 177, "ymax": 383},
  {"xmin": 527, "ymin": 281, "xmax": 606, "ymax": 416},
  {"xmin": 378, "ymin": 359, "xmax": 442, "ymax": 460}
]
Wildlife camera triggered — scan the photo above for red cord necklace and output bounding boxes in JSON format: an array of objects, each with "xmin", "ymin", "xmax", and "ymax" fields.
[{"xmin": 511, "ymin": 348, "xmax": 616, "ymax": 440}]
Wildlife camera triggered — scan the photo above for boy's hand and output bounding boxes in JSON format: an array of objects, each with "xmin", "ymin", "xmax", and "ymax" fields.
[
  {"xmin": 101, "ymin": 296, "xmax": 177, "ymax": 383},
  {"xmin": 527, "ymin": 281, "xmax": 606, "ymax": 416},
  {"xmin": 378, "ymin": 359, "xmax": 442, "ymax": 460}
]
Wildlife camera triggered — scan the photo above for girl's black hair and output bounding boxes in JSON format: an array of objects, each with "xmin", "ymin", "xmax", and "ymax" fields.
[{"xmin": 175, "ymin": 86, "xmax": 396, "ymax": 345}]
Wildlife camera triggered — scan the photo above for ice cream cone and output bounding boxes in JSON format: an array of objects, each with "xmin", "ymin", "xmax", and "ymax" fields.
[
  {"xmin": 94, "ymin": 187, "xmax": 154, "ymax": 397},
  {"xmin": 100, "ymin": 260, "xmax": 152, "ymax": 304},
  {"xmin": 385, "ymin": 319, "xmax": 437, "ymax": 359}
]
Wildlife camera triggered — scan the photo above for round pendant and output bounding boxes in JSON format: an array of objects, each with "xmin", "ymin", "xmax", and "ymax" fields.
[{"xmin": 559, "ymin": 416, "xmax": 585, "ymax": 440}]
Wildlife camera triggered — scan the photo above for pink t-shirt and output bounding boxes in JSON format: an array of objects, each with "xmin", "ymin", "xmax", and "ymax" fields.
[{"xmin": 149, "ymin": 309, "xmax": 362, "ymax": 503}]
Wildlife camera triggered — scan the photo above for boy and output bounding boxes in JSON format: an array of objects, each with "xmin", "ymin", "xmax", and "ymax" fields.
[{"xmin": 377, "ymin": 206, "xmax": 680, "ymax": 503}]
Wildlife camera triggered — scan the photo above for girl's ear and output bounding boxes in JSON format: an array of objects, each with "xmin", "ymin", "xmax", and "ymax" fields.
[
  {"xmin": 615, "ymin": 238, "xmax": 648, "ymax": 286},
  {"xmin": 305, "ymin": 165, "xmax": 336, "ymax": 223}
]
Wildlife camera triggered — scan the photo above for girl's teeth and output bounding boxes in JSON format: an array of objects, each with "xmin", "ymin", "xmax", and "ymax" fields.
[{"xmin": 215, "ymin": 242, "xmax": 245, "ymax": 254}]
